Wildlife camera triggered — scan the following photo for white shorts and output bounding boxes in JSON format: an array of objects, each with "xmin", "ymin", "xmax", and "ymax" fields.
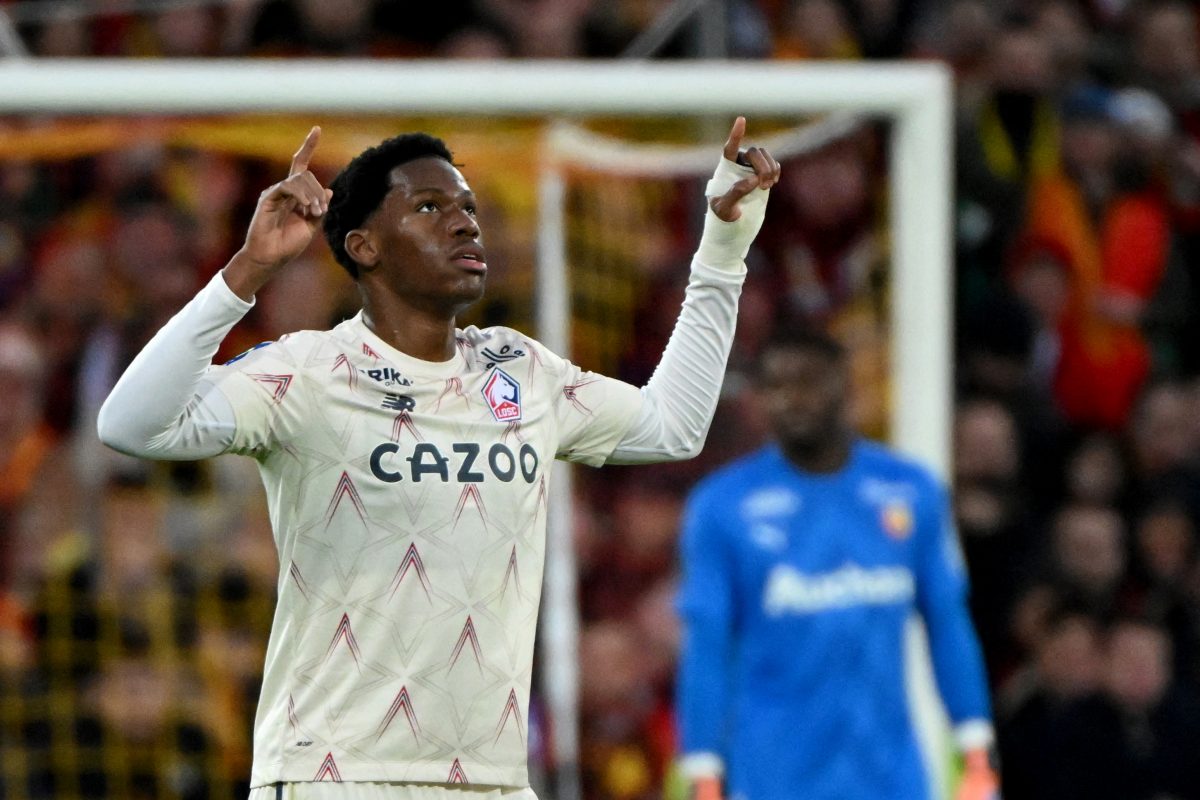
[{"xmin": 249, "ymin": 784, "xmax": 538, "ymax": 800}]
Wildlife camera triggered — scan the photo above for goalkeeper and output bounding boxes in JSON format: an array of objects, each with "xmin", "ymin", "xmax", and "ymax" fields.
[{"xmin": 676, "ymin": 329, "xmax": 999, "ymax": 800}]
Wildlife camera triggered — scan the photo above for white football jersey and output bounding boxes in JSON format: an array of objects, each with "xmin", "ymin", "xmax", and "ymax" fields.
[{"xmin": 206, "ymin": 313, "xmax": 642, "ymax": 788}]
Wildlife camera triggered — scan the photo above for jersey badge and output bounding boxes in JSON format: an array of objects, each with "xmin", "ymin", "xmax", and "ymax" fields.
[
  {"xmin": 482, "ymin": 368, "xmax": 522, "ymax": 422},
  {"xmin": 881, "ymin": 499, "xmax": 914, "ymax": 540}
]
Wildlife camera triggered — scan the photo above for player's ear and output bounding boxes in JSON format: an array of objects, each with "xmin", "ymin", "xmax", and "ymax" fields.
[{"xmin": 344, "ymin": 229, "xmax": 379, "ymax": 271}]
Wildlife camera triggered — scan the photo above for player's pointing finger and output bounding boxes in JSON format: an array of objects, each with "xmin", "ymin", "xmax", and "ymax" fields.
[
  {"xmin": 290, "ymin": 126, "xmax": 321, "ymax": 177},
  {"xmin": 723, "ymin": 116, "xmax": 746, "ymax": 163}
]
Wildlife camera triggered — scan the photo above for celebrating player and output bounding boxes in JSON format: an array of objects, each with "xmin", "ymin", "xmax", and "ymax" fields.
[
  {"xmin": 97, "ymin": 121, "xmax": 778, "ymax": 798},
  {"xmin": 676, "ymin": 329, "xmax": 1000, "ymax": 800}
]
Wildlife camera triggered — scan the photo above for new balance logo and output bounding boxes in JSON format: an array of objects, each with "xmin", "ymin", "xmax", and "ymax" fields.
[
  {"xmin": 363, "ymin": 367, "xmax": 412, "ymax": 386},
  {"xmin": 382, "ymin": 394, "xmax": 416, "ymax": 411}
]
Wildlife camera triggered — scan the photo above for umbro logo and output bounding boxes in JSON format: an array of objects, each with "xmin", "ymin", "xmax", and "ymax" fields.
[
  {"xmin": 382, "ymin": 393, "xmax": 416, "ymax": 411},
  {"xmin": 363, "ymin": 367, "xmax": 412, "ymax": 387}
]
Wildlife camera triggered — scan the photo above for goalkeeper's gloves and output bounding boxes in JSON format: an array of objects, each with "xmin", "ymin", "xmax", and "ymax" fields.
[
  {"xmin": 954, "ymin": 748, "xmax": 1001, "ymax": 800},
  {"xmin": 690, "ymin": 776, "xmax": 723, "ymax": 800}
]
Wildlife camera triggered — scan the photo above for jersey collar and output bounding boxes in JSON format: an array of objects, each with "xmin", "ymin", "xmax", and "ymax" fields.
[{"xmin": 350, "ymin": 312, "xmax": 468, "ymax": 379}]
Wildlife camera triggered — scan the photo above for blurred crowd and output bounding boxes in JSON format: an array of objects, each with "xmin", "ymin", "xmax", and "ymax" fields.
[{"xmin": 4, "ymin": 0, "xmax": 1200, "ymax": 799}]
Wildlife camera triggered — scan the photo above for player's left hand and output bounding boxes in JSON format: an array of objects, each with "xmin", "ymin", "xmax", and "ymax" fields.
[
  {"xmin": 710, "ymin": 116, "xmax": 781, "ymax": 223},
  {"xmin": 954, "ymin": 749, "xmax": 1001, "ymax": 800}
]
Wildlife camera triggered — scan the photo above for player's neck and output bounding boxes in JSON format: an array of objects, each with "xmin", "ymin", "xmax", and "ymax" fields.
[
  {"xmin": 780, "ymin": 433, "xmax": 854, "ymax": 475},
  {"xmin": 360, "ymin": 290, "xmax": 458, "ymax": 363}
]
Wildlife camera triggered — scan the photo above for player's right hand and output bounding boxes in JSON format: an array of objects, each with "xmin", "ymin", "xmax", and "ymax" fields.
[
  {"xmin": 690, "ymin": 776, "xmax": 724, "ymax": 800},
  {"xmin": 239, "ymin": 126, "xmax": 333, "ymax": 271}
]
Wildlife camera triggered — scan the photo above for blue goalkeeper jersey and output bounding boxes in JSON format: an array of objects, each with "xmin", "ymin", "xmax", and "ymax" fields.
[{"xmin": 676, "ymin": 441, "xmax": 992, "ymax": 800}]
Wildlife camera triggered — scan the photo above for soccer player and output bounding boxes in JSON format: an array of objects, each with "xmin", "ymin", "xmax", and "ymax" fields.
[
  {"xmin": 97, "ymin": 120, "xmax": 779, "ymax": 799},
  {"xmin": 676, "ymin": 329, "xmax": 1000, "ymax": 800}
]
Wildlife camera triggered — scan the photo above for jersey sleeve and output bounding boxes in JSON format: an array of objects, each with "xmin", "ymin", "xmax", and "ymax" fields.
[
  {"xmin": 912, "ymin": 474, "xmax": 994, "ymax": 732},
  {"xmin": 607, "ymin": 259, "xmax": 745, "ymax": 464},
  {"xmin": 524, "ymin": 339, "xmax": 644, "ymax": 467},
  {"xmin": 675, "ymin": 480, "xmax": 737, "ymax": 770},
  {"xmin": 98, "ymin": 271, "xmax": 257, "ymax": 461},
  {"xmin": 96, "ymin": 269, "xmax": 310, "ymax": 463},
  {"xmin": 199, "ymin": 338, "xmax": 311, "ymax": 459},
  {"xmin": 610, "ymin": 156, "xmax": 767, "ymax": 465}
]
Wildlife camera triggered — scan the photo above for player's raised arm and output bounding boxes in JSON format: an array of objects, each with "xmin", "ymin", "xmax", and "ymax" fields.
[
  {"xmin": 98, "ymin": 127, "xmax": 329, "ymax": 459},
  {"xmin": 605, "ymin": 117, "xmax": 777, "ymax": 464},
  {"xmin": 223, "ymin": 126, "xmax": 333, "ymax": 301}
]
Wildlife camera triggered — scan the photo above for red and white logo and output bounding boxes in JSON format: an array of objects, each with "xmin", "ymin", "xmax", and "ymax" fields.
[{"xmin": 482, "ymin": 369, "xmax": 521, "ymax": 422}]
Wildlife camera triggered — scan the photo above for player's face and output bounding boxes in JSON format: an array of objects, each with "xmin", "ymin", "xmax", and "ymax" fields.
[
  {"xmin": 366, "ymin": 157, "xmax": 487, "ymax": 314},
  {"xmin": 758, "ymin": 347, "xmax": 850, "ymax": 450}
]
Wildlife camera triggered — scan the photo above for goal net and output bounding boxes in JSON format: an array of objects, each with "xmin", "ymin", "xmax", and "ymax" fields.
[{"xmin": 0, "ymin": 60, "xmax": 953, "ymax": 800}]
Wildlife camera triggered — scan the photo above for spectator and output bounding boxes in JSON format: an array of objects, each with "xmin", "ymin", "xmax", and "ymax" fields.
[
  {"xmin": 1064, "ymin": 433, "xmax": 1129, "ymax": 508},
  {"xmin": 1079, "ymin": 618, "xmax": 1200, "ymax": 800},
  {"xmin": 1129, "ymin": 500, "xmax": 1200, "ymax": 687},
  {"xmin": 1049, "ymin": 502, "xmax": 1128, "ymax": 617},
  {"xmin": 1034, "ymin": 1, "xmax": 1094, "ymax": 89},
  {"xmin": 956, "ymin": 20, "xmax": 1060, "ymax": 312},
  {"xmin": 998, "ymin": 609, "xmax": 1105, "ymax": 799},
  {"xmin": 772, "ymin": 0, "xmax": 862, "ymax": 60},
  {"xmin": 1023, "ymin": 85, "xmax": 1172, "ymax": 429},
  {"xmin": 1128, "ymin": 0, "xmax": 1200, "ymax": 114},
  {"xmin": 249, "ymin": 0, "xmax": 381, "ymax": 55},
  {"xmin": 915, "ymin": 0, "xmax": 998, "ymax": 86},
  {"xmin": 954, "ymin": 398, "xmax": 1033, "ymax": 676},
  {"xmin": 478, "ymin": 0, "xmax": 598, "ymax": 58},
  {"xmin": 1130, "ymin": 380, "xmax": 1200, "ymax": 480},
  {"xmin": 0, "ymin": 324, "xmax": 57, "ymax": 592}
]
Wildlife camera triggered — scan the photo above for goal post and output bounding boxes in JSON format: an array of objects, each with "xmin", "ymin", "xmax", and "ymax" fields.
[
  {"xmin": 0, "ymin": 57, "xmax": 953, "ymax": 467},
  {"xmin": 0, "ymin": 59, "xmax": 955, "ymax": 799}
]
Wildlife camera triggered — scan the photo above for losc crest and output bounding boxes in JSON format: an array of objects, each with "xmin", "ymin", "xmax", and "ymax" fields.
[{"xmin": 482, "ymin": 369, "xmax": 521, "ymax": 422}]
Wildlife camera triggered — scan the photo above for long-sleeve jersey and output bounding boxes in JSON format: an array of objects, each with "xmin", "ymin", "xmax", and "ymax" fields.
[
  {"xmin": 98, "ymin": 154, "xmax": 768, "ymax": 789},
  {"xmin": 676, "ymin": 441, "xmax": 993, "ymax": 800}
]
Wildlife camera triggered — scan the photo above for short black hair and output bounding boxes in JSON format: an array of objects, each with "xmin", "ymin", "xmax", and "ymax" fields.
[{"xmin": 322, "ymin": 132, "xmax": 455, "ymax": 278}]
